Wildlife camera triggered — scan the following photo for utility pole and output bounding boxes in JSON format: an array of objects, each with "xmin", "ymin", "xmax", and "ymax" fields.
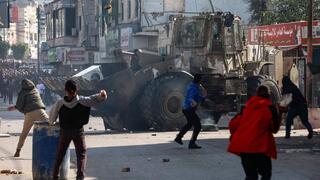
[
  {"xmin": 37, "ymin": 6, "xmax": 40, "ymax": 74},
  {"xmin": 307, "ymin": 0, "xmax": 313, "ymax": 64},
  {"xmin": 307, "ymin": 0, "xmax": 313, "ymax": 105}
]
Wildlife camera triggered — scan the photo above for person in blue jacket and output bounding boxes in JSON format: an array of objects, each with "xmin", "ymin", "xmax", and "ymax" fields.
[{"xmin": 175, "ymin": 74, "xmax": 207, "ymax": 149}]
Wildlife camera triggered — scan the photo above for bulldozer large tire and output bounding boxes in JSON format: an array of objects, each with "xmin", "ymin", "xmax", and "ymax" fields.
[
  {"xmin": 246, "ymin": 75, "xmax": 281, "ymax": 104},
  {"xmin": 101, "ymin": 100, "xmax": 149, "ymax": 131},
  {"xmin": 140, "ymin": 74, "xmax": 192, "ymax": 130},
  {"xmin": 102, "ymin": 115, "xmax": 125, "ymax": 131}
]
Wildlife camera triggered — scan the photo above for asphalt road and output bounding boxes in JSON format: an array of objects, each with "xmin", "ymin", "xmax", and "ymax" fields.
[{"xmin": 1, "ymin": 103, "xmax": 320, "ymax": 180}]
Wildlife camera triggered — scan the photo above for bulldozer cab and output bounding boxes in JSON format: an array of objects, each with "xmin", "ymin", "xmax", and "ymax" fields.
[{"xmin": 172, "ymin": 13, "xmax": 243, "ymax": 75}]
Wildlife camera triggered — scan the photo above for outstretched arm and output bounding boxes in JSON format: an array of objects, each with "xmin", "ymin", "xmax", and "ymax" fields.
[
  {"xmin": 79, "ymin": 90, "xmax": 107, "ymax": 107},
  {"xmin": 49, "ymin": 100, "xmax": 63, "ymax": 125}
]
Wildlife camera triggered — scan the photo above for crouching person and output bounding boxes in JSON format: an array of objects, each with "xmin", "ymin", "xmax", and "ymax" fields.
[
  {"xmin": 49, "ymin": 80, "xmax": 107, "ymax": 180},
  {"xmin": 228, "ymin": 85, "xmax": 282, "ymax": 180}
]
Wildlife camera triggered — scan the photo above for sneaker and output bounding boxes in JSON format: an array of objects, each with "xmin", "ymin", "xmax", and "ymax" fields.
[
  {"xmin": 14, "ymin": 149, "xmax": 20, "ymax": 157},
  {"xmin": 188, "ymin": 143, "xmax": 202, "ymax": 149},
  {"xmin": 307, "ymin": 131, "xmax": 313, "ymax": 139},
  {"xmin": 174, "ymin": 137, "xmax": 183, "ymax": 145},
  {"xmin": 285, "ymin": 134, "xmax": 290, "ymax": 139}
]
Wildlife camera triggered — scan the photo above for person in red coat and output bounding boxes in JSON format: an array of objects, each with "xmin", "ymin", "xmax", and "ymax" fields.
[{"xmin": 228, "ymin": 85, "xmax": 281, "ymax": 180}]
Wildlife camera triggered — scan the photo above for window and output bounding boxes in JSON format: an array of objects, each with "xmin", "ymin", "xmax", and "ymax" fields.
[
  {"xmin": 57, "ymin": 10, "xmax": 60, "ymax": 37},
  {"xmin": 79, "ymin": 16, "xmax": 82, "ymax": 31},
  {"xmin": 30, "ymin": 33, "xmax": 33, "ymax": 41},
  {"xmin": 135, "ymin": 0, "xmax": 139, "ymax": 17},
  {"xmin": 65, "ymin": 8, "xmax": 76, "ymax": 36},
  {"xmin": 61, "ymin": 9, "xmax": 65, "ymax": 37},
  {"xmin": 121, "ymin": 2, "xmax": 124, "ymax": 21},
  {"xmin": 46, "ymin": 13, "xmax": 52, "ymax": 40},
  {"xmin": 55, "ymin": 8, "xmax": 65, "ymax": 38},
  {"xmin": 128, "ymin": 0, "xmax": 131, "ymax": 19},
  {"xmin": 52, "ymin": 10, "xmax": 57, "ymax": 38},
  {"xmin": 175, "ymin": 20, "xmax": 206, "ymax": 48},
  {"xmin": 34, "ymin": 33, "xmax": 37, "ymax": 41}
]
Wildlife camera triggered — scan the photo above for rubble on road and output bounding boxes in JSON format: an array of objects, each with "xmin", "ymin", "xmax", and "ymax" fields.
[
  {"xmin": 0, "ymin": 169, "xmax": 22, "ymax": 175},
  {"xmin": 162, "ymin": 158, "xmax": 170, "ymax": 162},
  {"xmin": 121, "ymin": 167, "xmax": 130, "ymax": 172}
]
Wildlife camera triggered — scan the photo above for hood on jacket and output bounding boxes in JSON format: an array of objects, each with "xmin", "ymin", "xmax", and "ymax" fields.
[
  {"xmin": 245, "ymin": 96, "xmax": 272, "ymax": 110},
  {"xmin": 282, "ymin": 76, "xmax": 295, "ymax": 89},
  {"xmin": 62, "ymin": 95, "xmax": 81, "ymax": 109},
  {"xmin": 21, "ymin": 79, "xmax": 35, "ymax": 90}
]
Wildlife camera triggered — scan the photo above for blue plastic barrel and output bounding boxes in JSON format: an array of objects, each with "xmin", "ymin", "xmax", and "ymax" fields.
[{"xmin": 32, "ymin": 121, "xmax": 70, "ymax": 180}]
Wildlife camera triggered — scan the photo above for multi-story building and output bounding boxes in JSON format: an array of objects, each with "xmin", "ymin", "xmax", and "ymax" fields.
[
  {"xmin": 43, "ymin": 0, "xmax": 100, "ymax": 75},
  {"xmin": 2, "ymin": 0, "xmax": 51, "ymax": 61},
  {"xmin": 1, "ymin": 1, "xmax": 39, "ymax": 61}
]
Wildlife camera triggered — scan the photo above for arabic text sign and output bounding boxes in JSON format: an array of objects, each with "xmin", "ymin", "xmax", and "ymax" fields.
[
  {"xmin": 66, "ymin": 48, "xmax": 86, "ymax": 64},
  {"xmin": 0, "ymin": 2, "xmax": 9, "ymax": 28},
  {"xmin": 248, "ymin": 22, "xmax": 302, "ymax": 47},
  {"xmin": 248, "ymin": 21, "xmax": 320, "ymax": 47}
]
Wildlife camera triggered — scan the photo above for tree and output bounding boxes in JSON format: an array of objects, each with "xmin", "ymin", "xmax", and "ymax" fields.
[
  {"xmin": 11, "ymin": 43, "xmax": 28, "ymax": 60},
  {"xmin": 245, "ymin": 0, "xmax": 268, "ymax": 25},
  {"xmin": 246, "ymin": 0, "xmax": 320, "ymax": 25},
  {"xmin": 0, "ymin": 39, "xmax": 10, "ymax": 59}
]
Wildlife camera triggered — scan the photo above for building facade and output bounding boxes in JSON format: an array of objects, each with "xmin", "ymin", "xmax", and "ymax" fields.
[{"xmin": 43, "ymin": 0, "xmax": 100, "ymax": 75}]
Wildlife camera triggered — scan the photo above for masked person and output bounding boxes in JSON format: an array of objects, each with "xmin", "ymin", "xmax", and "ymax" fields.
[
  {"xmin": 174, "ymin": 74, "xmax": 207, "ymax": 149},
  {"xmin": 7, "ymin": 79, "xmax": 48, "ymax": 157},
  {"xmin": 282, "ymin": 76, "xmax": 313, "ymax": 139},
  {"xmin": 49, "ymin": 80, "xmax": 107, "ymax": 180},
  {"xmin": 228, "ymin": 85, "xmax": 281, "ymax": 180}
]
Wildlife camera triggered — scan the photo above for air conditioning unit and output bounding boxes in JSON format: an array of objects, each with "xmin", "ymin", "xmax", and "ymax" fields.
[{"xmin": 72, "ymin": 28, "xmax": 78, "ymax": 36}]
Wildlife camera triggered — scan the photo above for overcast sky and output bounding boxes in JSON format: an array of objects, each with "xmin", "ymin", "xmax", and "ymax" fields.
[{"xmin": 185, "ymin": 0, "xmax": 250, "ymax": 23}]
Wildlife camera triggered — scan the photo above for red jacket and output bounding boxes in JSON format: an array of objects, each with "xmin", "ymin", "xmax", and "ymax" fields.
[{"xmin": 227, "ymin": 96, "xmax": 278, "ymax": 159}]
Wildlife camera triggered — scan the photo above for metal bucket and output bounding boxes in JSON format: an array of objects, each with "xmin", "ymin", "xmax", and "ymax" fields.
[{"xmin": 32, "ymin": 121, "xmax": 70, "ymax": 180}]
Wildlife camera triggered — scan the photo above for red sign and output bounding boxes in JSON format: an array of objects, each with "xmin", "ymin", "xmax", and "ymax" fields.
[
  {"xmin": 11, "ymin": 5, "xmax": 18, "ymax": 23},
  {"xmin": 66, "ymin": 48, "xmax": 85, "ymax": 62},
  {"xmin": 248, "ymin": 21, "xmax": 320, "ymax": 47}
]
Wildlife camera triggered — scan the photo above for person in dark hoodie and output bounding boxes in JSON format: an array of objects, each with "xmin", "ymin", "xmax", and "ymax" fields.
[
  {"xmin": 7, "ymin": 79, "xmax": 48, "ymax": 157},
  {"xmin": 282, "ymin": 76, "xmax": 313, "ymax": 139},
  {"xmin": 49, "ymin": 80, "xmax": 107, "ymax": 180},
  {"xmin": 228, "ymin": 85, "xmax": 281, "ymax": 180},
  {"xmin": 174, "ymin": 74, "xmax": 207, "ymax": 149}
]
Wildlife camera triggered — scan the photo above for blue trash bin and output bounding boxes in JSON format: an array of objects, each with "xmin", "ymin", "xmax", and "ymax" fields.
[{"xmin": 32, "ymin": 121, "xmax": 70, "ymax": 180}]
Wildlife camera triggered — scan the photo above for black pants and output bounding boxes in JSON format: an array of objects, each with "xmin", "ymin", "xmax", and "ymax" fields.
[
  {"xmin": 240, "ymin": 153, "xmax": 272, "ymax": 180},
  {"xmin": 177, "ymin": 108, "xmax": 201, "ymax": 143},
  {"xmin": 53, "ymin": 129, "xmax": 87, "ymax": 180},
  {"xmin": 285, "ymin": 104, "xmax": 313, "ymax": 135}
]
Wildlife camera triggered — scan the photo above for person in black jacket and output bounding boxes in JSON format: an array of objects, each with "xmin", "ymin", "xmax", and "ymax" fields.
[
  {"xmin": 282, "ymin": 76, "xmax": 313, "ymax": 139},
  {"xmin": 49, "ymin": 80, "xmax": 107, "ymax": 180}
]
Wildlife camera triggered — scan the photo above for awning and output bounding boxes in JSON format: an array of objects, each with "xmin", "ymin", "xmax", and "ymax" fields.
[{"xmin": 279, "ymin": 45, "xmax": 300, "ymax": 51}]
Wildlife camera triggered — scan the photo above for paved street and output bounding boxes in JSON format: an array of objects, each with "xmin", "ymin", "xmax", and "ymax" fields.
[{"xmin": 1, "ymin": 107, "xmax": 320, "ymax": 180}]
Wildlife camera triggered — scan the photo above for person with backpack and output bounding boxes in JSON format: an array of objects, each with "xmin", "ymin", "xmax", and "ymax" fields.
[
  {"xmin": 49, "ymin": 80, "xmax": 107, "ymax": 180},
  {"xmin": 228, "ymin": 85, "xmax": 282, "ymax": 180}
]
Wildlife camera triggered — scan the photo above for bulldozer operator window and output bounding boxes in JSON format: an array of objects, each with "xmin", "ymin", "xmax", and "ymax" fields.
[
  {"xmin": 212, "ymin": 18, "xmax": 223, "ymax": 51},
  {"xmin": 175, "ymin": 19, "xmax": 206, "ymax": 48}
]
